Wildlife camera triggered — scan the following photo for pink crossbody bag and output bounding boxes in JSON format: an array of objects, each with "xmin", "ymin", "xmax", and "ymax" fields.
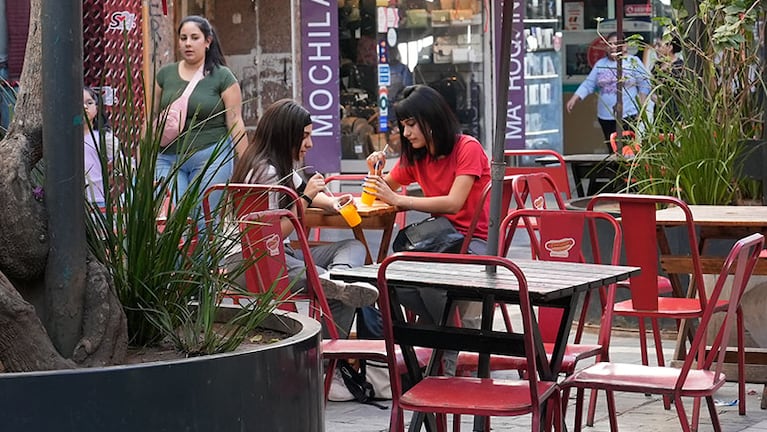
[{"xmin": 160, "ymin": 66, "xmax": 204, "ymax": 147}]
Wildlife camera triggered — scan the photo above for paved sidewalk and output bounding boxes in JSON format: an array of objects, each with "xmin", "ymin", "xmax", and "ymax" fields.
[
  {"xmin": 326, "ymin": 330, "xmax": 767, "ymax": 431},
  {"xmin": 321, "ymin": 206, "xmax": 767, "ymax": 431}
]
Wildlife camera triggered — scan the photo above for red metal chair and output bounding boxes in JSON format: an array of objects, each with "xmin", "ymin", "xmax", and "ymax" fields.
[
  {"xmin": 481, "ymin": 172, "xmax": 571, "ymax": 332},
  {"xmin": 609, "ymin": 130, "xmax": 641, "ymax": 156},
  {"xmin": 202, "ymin": 183, "xmax": 305, "ymax": 306},
  {"xmin": 505, "ymin": 149, "xmax": 572, "ymax": 201},
  {"xmin": 562, "ymin": 233, "xmax": 764, "ymax": 432},
  {"xmin": 459, "ymin": 175, "xmax": 515, "ymax": 254},
  {"xmin": 587, "ymin": 193, "xmax": 748, "ymax": 415},
  {"xmin": 377, "ymin": 252, "xmax": 563, "ymax": 432},
  {"xmin": 499, "ymin": 208, "xmax": 622, "ymax": 422},
  {"xmin": 240, "ymin": 209, "xmax": 431, "ymax": 404}
]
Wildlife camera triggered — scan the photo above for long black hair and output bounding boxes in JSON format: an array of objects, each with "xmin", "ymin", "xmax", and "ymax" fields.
[
  {"xmin": 232, "ymin": 99, "xmax": 312, "ymax": 207},
  {"xmin": 178, "ymin": 15, "xmax": 227, "ymax": 75},
  {"xmin": 393, "ymin": 85, "xmax": 460, "ymax": 165}
]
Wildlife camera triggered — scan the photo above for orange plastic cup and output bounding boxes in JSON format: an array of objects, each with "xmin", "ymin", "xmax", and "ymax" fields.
[
  {"xmin": 360, "ymin": 180, "xmax": 376, "ymax": 206},
  {"xmin": 334, "ymin": 194, "xmax": 362, "ymax": 227}
]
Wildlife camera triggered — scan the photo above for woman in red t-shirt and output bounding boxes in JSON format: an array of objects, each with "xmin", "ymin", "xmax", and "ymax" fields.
[
  {"xmin": 366, "ymin": 85, "xmax": 491, "ymax": 253},
  {"xmin": 365, "ymin": 84, "xmax": 490, "ymax": 375}
]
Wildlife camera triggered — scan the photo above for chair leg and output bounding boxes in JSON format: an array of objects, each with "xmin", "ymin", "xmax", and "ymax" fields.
[
  {"xmin": 436, "ymin": 413, "xmax": 447, "ymax": 432},
  {"xmin": 573, "ymin": 387, "xmax": 585, "ymax": 432},
  {"xmin": 673, "ymin": 395, "xmax": 692, "ymax": 432},
  {"xmin": 692, "ymin": 396, "xmax": 702, "ymax": 432},
  {"xmin": 323, "ymin": 359, "xmax": 338, "ymax": 405},
  {"xmin": 706, "ymin": 395, "xmax": 723, "ymax": 432},
  {"xmin": 585, "ymin": 388, "xmax": 599, "ymax": 427},
  {"xmin": 391, "ymin": 404, "xmax": 404, "ymax": 432},
  {"xmin": 650, "ymin": 317, "xmax": 671, "ymax": 410},
  {"xmin": 606, "ymin": 389, "xmax": 619, "ymax": 432},
  {"xmin": 574, "ymin": 291, "xmax": 592, "ymax": 343},
  {"xmin": 650, "ymin": 318, "xmax": 665, "ymax": 367},
  {"xmin": 452, "ymin": 414, "xmax": 460, "ymax": 432},
  {"xmin": 638, "ymin": 317, "xmax": 649, "ymax": 367},
  {"xmin": 560, "ymin": 386, "xmax": 571, "ymax": 422},
  {"xmin": 738, "ymin": 308, "xmax": 746, "ymax": 415},
  {"xmin": 500, "ymin": 303, "xmax": 514, "ymax": 332},
  {"xmin": 551, "ymin": 392, "xmax": 563, "ymax": 432}
]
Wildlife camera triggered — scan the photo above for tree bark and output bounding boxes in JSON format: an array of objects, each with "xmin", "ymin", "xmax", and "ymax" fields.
[{"xmin": 0, "ymin": 0, "xmax": 128, "ymax": 371}]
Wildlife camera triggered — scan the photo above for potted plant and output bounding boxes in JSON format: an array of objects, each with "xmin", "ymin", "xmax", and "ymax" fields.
[
  {"xmin": 611, "ymin": 0, "xmax": 766, "ymax": 205},
  {"xmin": 0, "ymin": 3, "xmax": 324, "ymax": 429}
]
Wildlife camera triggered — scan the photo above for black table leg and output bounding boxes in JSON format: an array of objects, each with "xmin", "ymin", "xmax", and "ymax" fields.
[{"xmin": 472, "ymin": 295, "xmax": 496, "ymax": 431}]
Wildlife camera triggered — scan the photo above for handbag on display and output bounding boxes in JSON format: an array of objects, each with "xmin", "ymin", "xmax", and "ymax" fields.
[
  {"xmin": 392, "ymin": 216, "xmax": 465, "ymax": 253},
  {"xmin": 159, "ymin": 66, "xmax": 204, "ymax": 147}
]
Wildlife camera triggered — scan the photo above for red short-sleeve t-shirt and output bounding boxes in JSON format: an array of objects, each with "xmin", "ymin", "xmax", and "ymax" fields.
[{"xmin": 390, "ymin": 134, "xmax": 491, "ymax": 239}]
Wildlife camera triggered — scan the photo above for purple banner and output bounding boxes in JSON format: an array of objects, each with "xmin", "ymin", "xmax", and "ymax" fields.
[
  {"xmin": 495, "ymin": 0, "xmax": 526, "ymax": 150},
  {"xmin": 301, "ymin": 0, "xmax": 340, "ymax": 173}
]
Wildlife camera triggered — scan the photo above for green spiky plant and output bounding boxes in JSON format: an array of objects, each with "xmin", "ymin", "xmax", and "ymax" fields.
[
  {"xmin": 84, "ymin": 54, "xmax": 289, "ymax": 354},
  {"xmin": 611, "ymin": 0, "xmax": 766, "ymax": 205}
]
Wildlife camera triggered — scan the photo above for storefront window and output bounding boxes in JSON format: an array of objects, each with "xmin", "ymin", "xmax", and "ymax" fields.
[{"xmin": 337, "ymin": 0, "xmax": 490, "ymax": 170}]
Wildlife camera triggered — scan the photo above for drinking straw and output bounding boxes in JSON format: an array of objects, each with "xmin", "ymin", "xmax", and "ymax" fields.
[{"xmin": 374, "ymin": 144, "xmax": 390, "ymax": 175}]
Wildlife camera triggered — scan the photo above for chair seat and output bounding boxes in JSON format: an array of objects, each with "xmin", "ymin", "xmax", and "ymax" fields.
[
  {"xmin": 455, "ymin": 343, "xmax": 602, "ymax": 375},
  {"xmin": 322, "ymin": 339, "xmax": 432, "ymax": 374},
  {"xmin": 399, "ymin": 376, "xmax": 558, "ymax": 416},
  {"xmin": 613, "ymin": 297, "xmax": 728, "ymax": 318},
  {"xmin": 564, "ymin": 362, "xmax": 726, "ymax": 396}
]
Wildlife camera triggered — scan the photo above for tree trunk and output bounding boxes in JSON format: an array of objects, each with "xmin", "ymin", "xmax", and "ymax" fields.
[{"xmin": 0, "ymin": 0, "xmax": 128, "ymax": 371}]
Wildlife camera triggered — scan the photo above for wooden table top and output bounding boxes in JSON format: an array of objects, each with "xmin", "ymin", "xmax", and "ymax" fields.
[
  {"xmin": 655, "ymin": 205, "xmax": 767, "ymax": 227},
  {"xmin": 331, "ymin": 259, "xmax": 639, "ymax": 304},
  {"xmin": 304, "ymin": 197, "xmax": 398, "ymax": 218}
]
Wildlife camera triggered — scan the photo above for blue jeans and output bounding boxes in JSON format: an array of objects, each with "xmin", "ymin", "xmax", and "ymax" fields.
[
  {"xmin": 155, "ymin": 141, "xmax": 234, "ymax": 225},
  {"xmin": 0, "ymin": 67, "xmax": 18, "ymax": 134}
]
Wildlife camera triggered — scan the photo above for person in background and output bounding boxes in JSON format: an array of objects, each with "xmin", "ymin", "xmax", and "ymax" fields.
[
  {"xmin": 364, "ymin": 84, "xmax": 490, "ymax": 375},
  {"xmin": 153, "ymin": 15, "xmax": 247, "ymax": 206},
  {"xmin": 651, "ymin": 36, "xmax": 684, "ymax": 123},
  {"xmin": 83, "ymin": 87, "xmax": 117, "ymax": 207},
  {"xmin": 566, "ymin": 32, "xmax": 651, "ymax": 145},
  {"xmin": 388, "ymin": 48, "xmax": 413, "ymax": 104}
]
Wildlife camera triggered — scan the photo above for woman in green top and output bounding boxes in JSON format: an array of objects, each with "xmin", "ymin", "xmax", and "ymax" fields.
[{"xmin": 153, "ymin": 15, "xmax": 246, "ymax": 202}]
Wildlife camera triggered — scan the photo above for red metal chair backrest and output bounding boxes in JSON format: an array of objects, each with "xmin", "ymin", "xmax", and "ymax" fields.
[
  {"xmin": 202, "ymin": 183, "xmax": 304, "ymax": 227},
  {"xmin": 376, "ymin": 252, "xmax": 547, "ymax": 412},
  {"xmin": 587, "ymin": 193, "xmax": 705, "ymax": 311},
  {"xmin": 500, "ymin": 208, "xmax": 622, "ymax": 342},
  {"xmin": 460, "ymin": 175, "xmax": 515, "ymax": 253},
  {"xmin": 201, "ymin": 184, "xmax": 306, "ymax": 309},
  {"xmin": 511, "ymin": 172, "xmax": 567, "ymax": 211},
  {"xmin": 505, "ymin": 149, "xmax": 572, "ymax": 200},
  {"xmin": 241, "ymin": 209, "xmax": 340, "ymax": 339},
  {"xmin": 678, "ymin": 233, "xmax": 763, "ymax": 384},
  {"xmin": 609, "ymin": 131, "xmax": 640, "ymax": 156}
]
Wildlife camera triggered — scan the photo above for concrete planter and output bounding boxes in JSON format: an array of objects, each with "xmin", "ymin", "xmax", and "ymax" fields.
[{"xmin": 0, "ymin": 311, "xmax": 323, "ymax": 432}]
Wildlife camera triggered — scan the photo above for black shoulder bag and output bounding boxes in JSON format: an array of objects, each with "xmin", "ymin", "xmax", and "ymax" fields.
[{"xmin": 392, "ymin": 216, "xmax": 465, "ymax": 254}]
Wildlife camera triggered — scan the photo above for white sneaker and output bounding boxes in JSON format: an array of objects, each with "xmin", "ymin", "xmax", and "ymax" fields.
[
  {"xmin": 319, "ymin": 275, "xmax": 378, "ymax": 308},
  {"xmin": 328, "ymin": 368, "xmax": 355, "ymax": 402}
]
